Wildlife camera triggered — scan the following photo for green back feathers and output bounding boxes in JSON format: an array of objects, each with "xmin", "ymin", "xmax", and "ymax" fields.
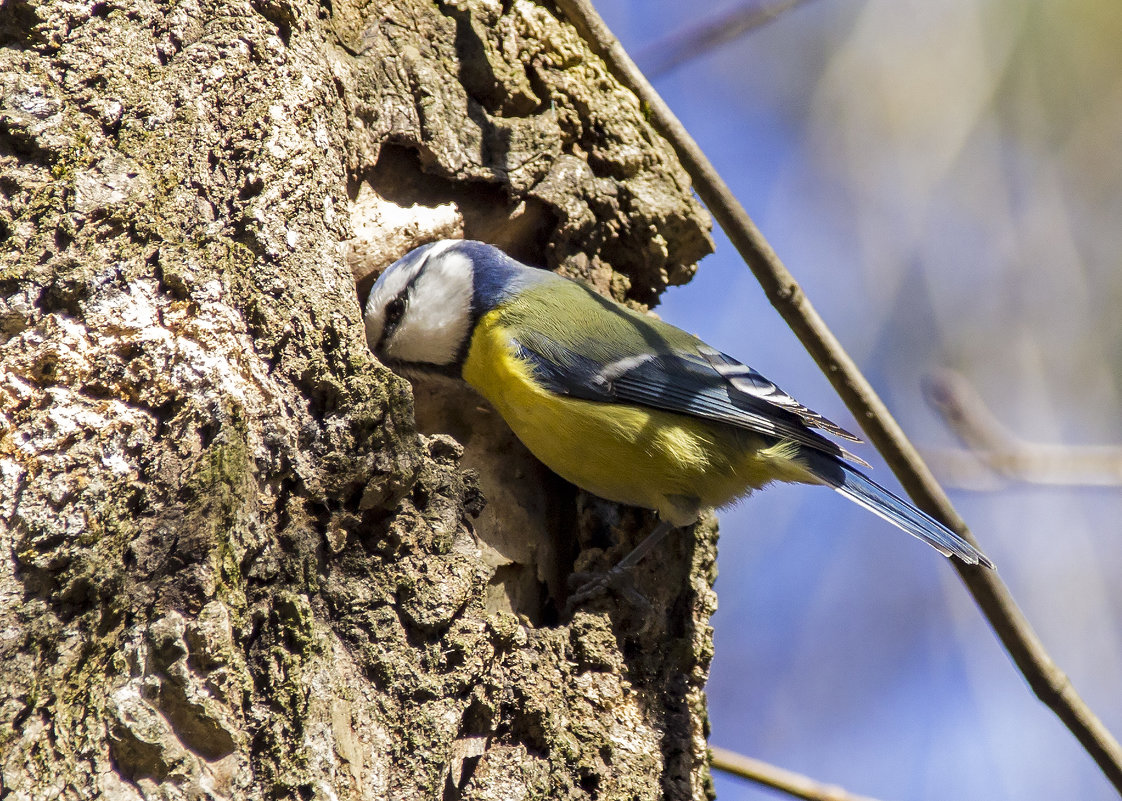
[{"xmin": 494, "ymin": 276, "xmax": 702, "ymax": 363}]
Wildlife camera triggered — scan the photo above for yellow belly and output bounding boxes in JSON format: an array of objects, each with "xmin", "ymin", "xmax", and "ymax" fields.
[{"xmin": 461, "ymin": 312, "xmax": 815, "ymax": 526}]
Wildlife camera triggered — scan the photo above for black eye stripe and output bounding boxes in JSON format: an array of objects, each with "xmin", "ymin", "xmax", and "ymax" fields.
[
  {"xmin": 376, "ymin": 254, "xmax": 430, "ymax": 351},
  {"xmin": 384, "ymin": 296, "xmax": 407, "ymax": 327},
  {"xmin": 379, "ymin": 289, "xmax": 410, "ymax": 347}
]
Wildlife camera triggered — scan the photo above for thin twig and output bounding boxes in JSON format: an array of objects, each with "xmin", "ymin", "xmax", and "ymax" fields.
[
  {"xmin": 711, "ymin": 746, "xmax": 887, "ymax": 801},
  {"xmin": 923, "ymin": 369, "xmax": 1122, "ymax": 487},
  {"xmin": 552, "ymin": 0, "xmax": 1122, "ymax": 794},
  {"xmin": 636, "ymin": 0, "xmax": 818, "ymax": 77}
]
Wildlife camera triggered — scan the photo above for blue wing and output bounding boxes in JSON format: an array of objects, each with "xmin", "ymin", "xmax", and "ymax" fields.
[
  {"xmin": 507, "ymin": 329, "xmax": 991, "ymax": 567},
  {"xmin": 514, "ymin": 334, "xmax": 993, "ymax": 567},
  {"xmin": 510, "ymin": 331, "xmax": 993, "ymax": 567},
  {"xmin": 512, "ymin": 333, "xmax": 864, "ymax": 463}
]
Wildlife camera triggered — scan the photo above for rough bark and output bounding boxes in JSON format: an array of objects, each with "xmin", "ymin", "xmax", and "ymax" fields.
[{"xmin": 0, "ymin": 0, "xmax": 716, "ymax": 799}]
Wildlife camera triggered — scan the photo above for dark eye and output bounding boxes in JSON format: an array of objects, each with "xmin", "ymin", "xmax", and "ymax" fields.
[{"xmin": 384, "ymin": 296, "xmax": 407, "ymax": 329}]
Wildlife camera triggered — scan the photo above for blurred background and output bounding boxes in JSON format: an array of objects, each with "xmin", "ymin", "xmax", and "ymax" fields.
[{"xmin": 592, "ymin": 0, "xmax": 1122, "ymax": 798}]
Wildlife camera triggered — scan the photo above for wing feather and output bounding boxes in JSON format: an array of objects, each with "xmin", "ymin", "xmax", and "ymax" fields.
[{"xmin": 512, "ymin": 331, "xmax": 866, "ymax": 464}]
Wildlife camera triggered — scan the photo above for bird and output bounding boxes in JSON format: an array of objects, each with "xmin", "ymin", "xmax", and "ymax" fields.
[{"xmin": 364, "ymin": 239, "xmax": 994, "ymax": 576}]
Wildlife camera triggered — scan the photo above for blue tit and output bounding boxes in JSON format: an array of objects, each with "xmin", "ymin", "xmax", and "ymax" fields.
[{"xmin": 364, "ymin": 239, "xmax": 993, "ymax": 569}]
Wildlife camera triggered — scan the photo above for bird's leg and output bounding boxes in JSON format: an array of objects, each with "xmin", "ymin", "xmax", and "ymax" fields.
[
  {"xmin": 565, "ymin": 519, "xmax": 678, "ymax": 611},
  {"xmin": 612, "ymin": 519, "xmax": 677, "ymax": 572}
]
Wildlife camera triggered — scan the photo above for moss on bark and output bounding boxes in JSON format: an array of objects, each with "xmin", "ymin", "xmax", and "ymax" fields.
[{"xmin": 0, "ymin": 0, "xmax": 717, "ymax": 798}]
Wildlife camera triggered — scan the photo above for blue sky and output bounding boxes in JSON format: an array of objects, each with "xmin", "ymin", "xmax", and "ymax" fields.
[{"xmin": 593, "ymin": 1, "xmax": 1122, "ymax": 798}]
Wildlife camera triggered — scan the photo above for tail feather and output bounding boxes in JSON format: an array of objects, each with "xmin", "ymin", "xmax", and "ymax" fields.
[{"xmin": 802, "ymin": 451, "xmax": 995, "ymax": 569}]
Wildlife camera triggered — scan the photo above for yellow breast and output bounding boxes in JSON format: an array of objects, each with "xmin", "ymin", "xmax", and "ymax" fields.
[{"xmin": 461, "ymin": 311, "xmax": 815, "ymax": 526}]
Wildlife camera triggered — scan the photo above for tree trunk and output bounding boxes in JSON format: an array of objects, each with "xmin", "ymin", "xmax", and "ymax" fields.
[{"xmin": 0, "ymin": 0, "xmax": 716, "ymax": 798}]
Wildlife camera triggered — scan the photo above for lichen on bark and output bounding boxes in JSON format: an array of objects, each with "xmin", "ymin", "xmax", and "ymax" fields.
[{"xmin": 0, "ymin": 0, "xmax": 717, "ymax": 799}]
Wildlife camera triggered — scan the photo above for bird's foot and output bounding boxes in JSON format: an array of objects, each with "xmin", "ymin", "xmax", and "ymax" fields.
[{"xmin": 564, "ymin": 564, "xmax": 653, "ymax": 618}]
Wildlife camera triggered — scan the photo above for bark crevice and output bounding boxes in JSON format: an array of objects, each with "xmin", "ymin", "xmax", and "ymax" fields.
[{"xmin": 1, "ymin": 0, "xmax": 717, "ymax": 798}]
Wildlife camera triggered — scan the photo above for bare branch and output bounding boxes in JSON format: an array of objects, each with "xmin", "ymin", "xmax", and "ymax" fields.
[
  {"xmin": 923, "ymin": 369, "xmax": 1122, "ymax": 487},
  {"xmin": 553, "ymin": 0, "xmax": 1122, "ymax": 793},
  {"xmin": 711, "ymin": 746, "xmax": 887, "ymax": 801},
  {"xmin": 635, "ymin": 0, "xmax": 819, "ymax": 77}
]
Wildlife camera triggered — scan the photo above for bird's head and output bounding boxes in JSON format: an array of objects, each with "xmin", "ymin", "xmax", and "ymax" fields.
[
  {"xmin": 364, "ymin": 239, "xmax": 547, "ymax": 368},
  {"xmin": 364, "ymin": 240, "xmax": 475, "ymax": 367}
]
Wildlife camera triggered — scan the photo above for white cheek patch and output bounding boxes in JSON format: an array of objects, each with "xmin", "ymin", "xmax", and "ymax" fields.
[{"xmin": 385, "ymin": 247, "xmax": 474, "ymax": 365}]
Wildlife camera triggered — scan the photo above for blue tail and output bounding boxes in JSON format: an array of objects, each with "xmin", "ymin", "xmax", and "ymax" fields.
[{"xmin": 802, "ymin": 451, "xmax": 994, "ymax": 569}]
